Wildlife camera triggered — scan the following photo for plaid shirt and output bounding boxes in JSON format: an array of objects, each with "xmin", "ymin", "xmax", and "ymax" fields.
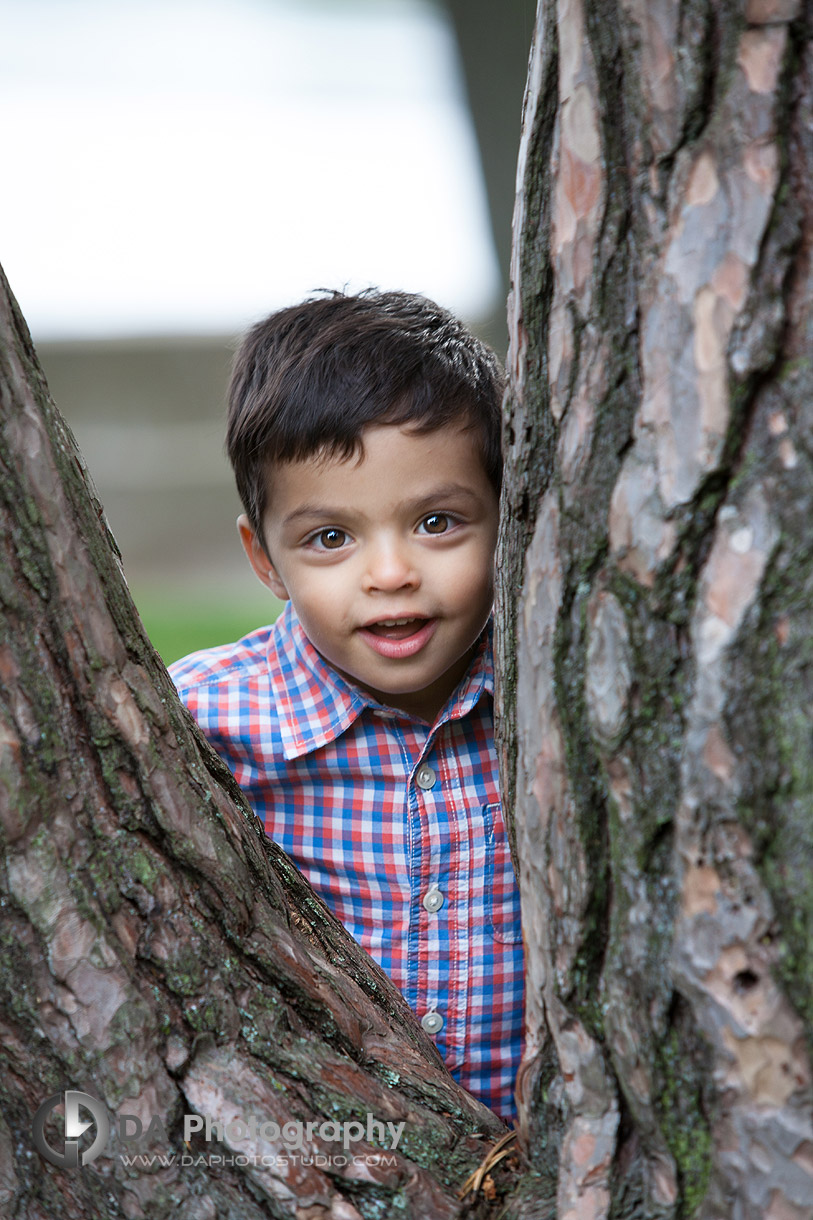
[{"xmin": 169, "ymin": 602, "xmax": 524, "ymax": 1120}]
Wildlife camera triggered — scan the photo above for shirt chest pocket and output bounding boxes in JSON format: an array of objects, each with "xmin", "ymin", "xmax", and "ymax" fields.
[{"xmin": 484, "ymin": 803, "xmax": 523, "ymax": 945}]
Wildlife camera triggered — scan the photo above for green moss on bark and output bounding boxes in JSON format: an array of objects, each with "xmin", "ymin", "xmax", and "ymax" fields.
[{"xmin": 654, "ymin": 1008, "xmax": 714, "ymax": 1216}]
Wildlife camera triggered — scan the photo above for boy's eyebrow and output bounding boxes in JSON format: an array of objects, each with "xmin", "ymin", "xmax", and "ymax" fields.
[
  {"xmin": 282, "ymin": 504, "xmax": 340, "ymax": 525},
  {"xmin": 403, "ymin": 483, "xmax": 484, "ymax": 512},
  {"xmin": 281, "ymin": 484, "xmax": 483, "ymax": 528}
]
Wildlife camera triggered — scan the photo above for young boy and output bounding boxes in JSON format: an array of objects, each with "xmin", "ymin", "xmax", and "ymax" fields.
[{"xmin": 169, "ymin": 290, "xmax": 524, "ymax": 1121}]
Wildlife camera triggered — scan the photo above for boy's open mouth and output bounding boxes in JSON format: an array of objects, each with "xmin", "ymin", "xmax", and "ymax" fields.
[
  {"xmin": 364, "ymin": 617, "xmax": 429, "ymax": 640},
  {"xmin": 358, "ymin": 616, "xmax": 438, "ymax": 660}
]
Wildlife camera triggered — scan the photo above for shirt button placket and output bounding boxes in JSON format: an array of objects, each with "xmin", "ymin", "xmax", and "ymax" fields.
[{"xmin": 416, "ymin": 761, "xmax": 442, "ymax": 1041}]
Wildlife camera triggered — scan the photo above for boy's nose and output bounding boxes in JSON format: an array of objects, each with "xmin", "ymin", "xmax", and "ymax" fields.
[{"xmin": 361, "ymin": 539, "xmax": 420, "ymax": 593}]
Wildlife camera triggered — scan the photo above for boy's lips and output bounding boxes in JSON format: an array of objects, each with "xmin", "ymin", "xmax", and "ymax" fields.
[{"xmin": 357, "ymin": 616, "xmax": 438, "ymax": 659}]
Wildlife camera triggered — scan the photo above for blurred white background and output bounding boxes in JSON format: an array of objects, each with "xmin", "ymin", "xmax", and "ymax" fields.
[{"xmin": 1, "ymin": 0, "xmax": 499, "ymax": 339}]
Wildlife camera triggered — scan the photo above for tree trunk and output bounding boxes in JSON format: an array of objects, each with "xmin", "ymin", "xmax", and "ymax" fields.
[
  {"xmin": 0, "ymin": 269, "xmax": 509, "ymax": 1218},
  {"xmin": 498, "ymin": 0, "xmax": 813, "ymax": 1216}
]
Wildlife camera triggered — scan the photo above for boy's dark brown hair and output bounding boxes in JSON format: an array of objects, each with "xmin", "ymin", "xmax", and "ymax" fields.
[{"xmin": 226, "ymin": 289, "xmax": 504, "ymax": 545}]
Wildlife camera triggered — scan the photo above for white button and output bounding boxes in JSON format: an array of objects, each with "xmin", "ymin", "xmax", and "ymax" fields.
[
  {"xmin": 421, "ymin": 1011, "xmax": 444, "ymax": 1035},
  {"xmin": 422, "ymin": 886, "xmax": 444, "ymax": 913},
  {"xmin": 415, "ymin": 764, "xmax": 436, "ymax": 790}
]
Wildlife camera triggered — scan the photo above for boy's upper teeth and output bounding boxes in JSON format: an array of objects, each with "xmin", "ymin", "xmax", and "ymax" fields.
[{"xmin": 378, "ymin": 618, "xmax": 413, "ymax": 626}]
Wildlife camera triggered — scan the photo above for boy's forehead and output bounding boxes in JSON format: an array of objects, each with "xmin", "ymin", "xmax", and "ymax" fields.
[
  {"xmin": 273, "ymin": 421, "xmax": 487, "ymax": 479},
  {"xmin": 263, "ymin": 422, "xmax": 494, "ymax": 517}
]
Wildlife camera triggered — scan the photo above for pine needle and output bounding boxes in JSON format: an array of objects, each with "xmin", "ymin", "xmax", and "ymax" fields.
[{"xmin": 457, "ymin": 1130, "xmax": 517, "ymax": 1199}]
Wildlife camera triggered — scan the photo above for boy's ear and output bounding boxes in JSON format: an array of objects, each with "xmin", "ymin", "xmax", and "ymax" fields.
[{"xmin": 237, "ymin": 515, "xmax": 290, "ymax": 601}]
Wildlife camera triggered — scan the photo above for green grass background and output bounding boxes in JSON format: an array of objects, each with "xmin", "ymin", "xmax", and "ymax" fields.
[{"xmin": 135, "ymin": 587, "xmax": 284, "ymax": 667}]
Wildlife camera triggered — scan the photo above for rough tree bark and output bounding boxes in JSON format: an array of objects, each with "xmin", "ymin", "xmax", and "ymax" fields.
[
  {"xmin": 0, "ymin": 270, "xmax": 510, "ymax": 1218},
  {"xmin": 497, "ymin": 0, "xmax": 813, "ymax": 1217}
]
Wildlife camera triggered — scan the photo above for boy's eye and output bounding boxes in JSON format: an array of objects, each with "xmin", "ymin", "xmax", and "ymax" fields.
[
  {"xmin": 312, "ymin": 528, "xmax": 347, "ymax": 549},
  {"xmin": 419, "ymin": 513, "xmax": 451, "ymax": 535}
]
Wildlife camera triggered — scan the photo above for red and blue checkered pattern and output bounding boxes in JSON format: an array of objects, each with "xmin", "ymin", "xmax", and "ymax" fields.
[{"xmin": 170, "ymin": 602, "xmax": 524, "ymax": 1120}]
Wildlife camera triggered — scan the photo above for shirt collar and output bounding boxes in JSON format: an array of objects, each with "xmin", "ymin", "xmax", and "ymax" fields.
[
  {"xmin": 267, "ymin": 603, "xmax": 369, "ymax": 760},
  {"xmin": 440, "ymin": 619, "xmax": 494, "ymax": 723},
  {"xmin": 267, "ymin": 602, "xmax": 494, "ymax": 760}
]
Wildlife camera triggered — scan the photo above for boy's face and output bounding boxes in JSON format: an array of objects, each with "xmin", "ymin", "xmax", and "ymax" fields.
[{"xmin": 238, "ymin": 422, "xmax": 499, "ymax": 722}]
